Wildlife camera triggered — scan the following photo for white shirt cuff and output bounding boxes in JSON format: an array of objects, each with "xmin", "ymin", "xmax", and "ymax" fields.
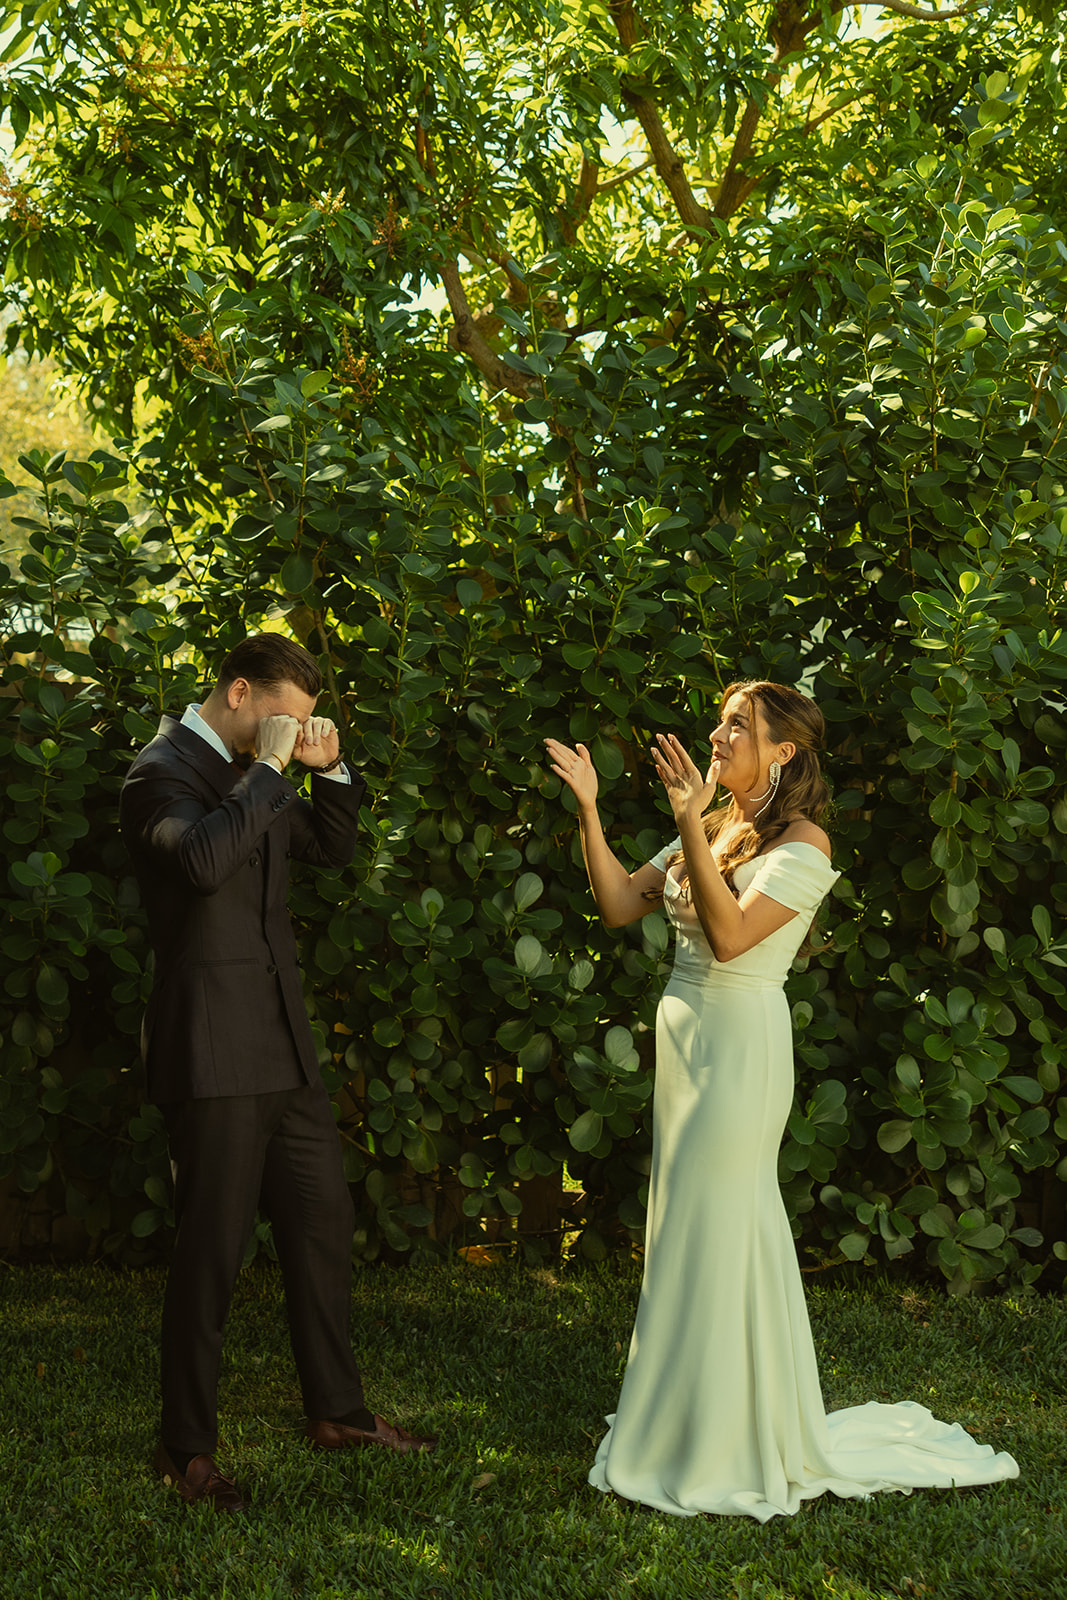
[{"xmin": 253, "ymin": 758, "xmax": 349, "ymax": 783}]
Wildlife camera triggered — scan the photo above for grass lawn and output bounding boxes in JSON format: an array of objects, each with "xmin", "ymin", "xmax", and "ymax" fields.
[{"xmin": 1, "ymin": 1258, "xmax": 1064, "ymax": 1600}]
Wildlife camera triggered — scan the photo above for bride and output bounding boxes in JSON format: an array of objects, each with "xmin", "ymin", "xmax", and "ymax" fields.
[{"xmin": 545, "ymin": 679, "xmax": 1017, "ymax": 1521}]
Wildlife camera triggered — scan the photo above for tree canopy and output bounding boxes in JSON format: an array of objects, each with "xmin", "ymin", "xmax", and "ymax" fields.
[{"xmin": 3, "ymin": 0, "xmax": 1064, "ymax": 425}]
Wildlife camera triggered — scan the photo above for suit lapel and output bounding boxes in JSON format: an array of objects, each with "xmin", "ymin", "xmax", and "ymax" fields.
[
  {"xmin": 154, "ymin": 715, "xmax": 290, "ymax": 900},
  {"xmin": 157, "ymin": 715, "xmax": 238, "ymax": 801}
]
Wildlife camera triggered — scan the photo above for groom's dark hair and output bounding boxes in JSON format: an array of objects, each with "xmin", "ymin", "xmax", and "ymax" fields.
[{"xmin": 216, "ymin": 633, "xmax": 322, "ymax": 698}]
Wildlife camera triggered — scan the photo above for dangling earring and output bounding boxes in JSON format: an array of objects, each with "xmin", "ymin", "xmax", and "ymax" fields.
[{"xmin": 750, "ymin": 760, "xmax": 781, "ymax": 821}]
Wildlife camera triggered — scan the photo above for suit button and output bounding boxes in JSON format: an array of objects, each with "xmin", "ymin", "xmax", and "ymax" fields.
[
  {"xmin": 249, "ymin": 855, "xmax": 260, "ymax": 867},
  {"xmin": 267, "ymin": 964, "xmax": 277, "ymax": 975}
]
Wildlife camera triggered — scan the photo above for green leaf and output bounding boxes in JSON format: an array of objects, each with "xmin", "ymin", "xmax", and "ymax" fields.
[
  {"xmin": 35, "ymin": 964, "xmax": 68, "ymax": 1007},
  {"xmin": 1001, "ymin": 738, "xmax": 1020, "ymax": 780},
  {"xmin": 496, "ymin": 1018, "xmax": 532, "ymax": 1052},
  {"xmin": 301, "ymin": 370, "xmax": 332, "ymax": 398},
  {"xmin": 960, "ymin": 1223, "xmax": 1005, "ymax": 1251},
  {"xmin": 373, "ymin": 1017, "xmax": 404, "ymax": 1049},
  {"xmin": 562, "ymin": 643, "xmax": 597, "ymax": 670},
  {"xmin": 930, "ymin": 791, "xmax": 961, "ymax": 826},
  {"xmin": 808, "ymin": 1079, "xmax": 846, "ymax": 1121},
  {"xmin": 130, "ymin": 1208, "xmax": 164, "ymax": 1238},
  {"xmin": 568, "ymin": 1109, "xmax": 603, "ymax": 1152},
  {"xmin": 911, "ymin": 686, "xmax": 943, "ymax": 719},
  {"xmin": 946, "ymin": 988, "xmax": 973, "ymax": 1026},
  {"xmin": 514, "ymin": 934, "xmax": 543, "ymax": 975},
  {"xmin": 877, "ymin": 1119, "xmax": 913, "ymax": 1153},
  {"xmin": 421, "ymin": 887, "xmax": 445, "ymax": 918},
  {"xmin": 458, "ymin": 1152, "xmax": 486, "ymax": 1187},
  {"xmin": 604, "ymin": 1026, "xmax": 635, "ymax": 1069},
  {"xmin": 919, "ymin": 1206, "xmax": 956, "ymax": 1238},
  {"xmin": 12, "ymin": 1011, "xmax": 37, "ymax": 1049},
  {"xmin": 896, "ymin": 1056, "xmax": 921, "ymax": 1092},
  {"xmin": 1000, "ymin": 1076, "xmax": 1043, "ymax": 1103},
  {"xmin": 280, "ymin": 551, "xmax": 314, "ymax": 592},
  {"xmin": 514, "ymin": 873, "xmax": 543, "ymax": 912},
  {"xmin": 518, "ymin": 1033, "xmax": 552, "ymax": 1073},
  {"xmin": 902, "ymin": 858, "xmax": 940, "ymax": 892},
  {"xmin": 590, "ymin": 734, "xmax": 624, "ymax": 781},
  {"xmin": 403, "ymin": 1127, "xmax": 438, "ymax": 1174}
]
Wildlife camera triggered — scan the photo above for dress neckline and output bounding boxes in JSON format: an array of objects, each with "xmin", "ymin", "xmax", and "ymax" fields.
[{"xmin": 665, "ymin": 838, "xmax": 833, "ymax": 888}]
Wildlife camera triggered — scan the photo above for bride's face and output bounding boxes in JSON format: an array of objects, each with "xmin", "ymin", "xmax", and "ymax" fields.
[{"xmin": 710, "ymin": 692, "xmax": 766, "ymax": 796}]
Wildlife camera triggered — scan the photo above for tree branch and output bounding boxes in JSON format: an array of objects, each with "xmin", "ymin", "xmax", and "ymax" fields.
[
  {"xmin": 412, "ymin": 103, "xmax": 532, "ymax": 393},
  {"xmin": 596, "ymin": 157, "xmax": 655, "ymax": 194},
  {"xmin": 559, "ymin": 154, "xmax": 600, "ymax": 245},
  {"xmin": 714, "ymin": 0, "xmax": 984, "ymax": 219},
  {"xmin": 481, "ymin": 243, "xmax": 529, "ymax": 304},
  {"xmin": 714, "ymin": 97, "xmax": 767, "ymax": 220},
  {"xmin": 713, "ymin": 1, "xmax": 815, "ymax": 218},
  {"xmin": 438, "ymin": 257, "xmax": 532, "ymax": 397},
  {"xmin": 803, "ymin": 91, "xmax": 863, "ymax": 136},
  {"xmin": 851, "ymin": 0, "xmax": 990, "ymax": 17},
  {"xmin": 611, "ymin": 0, "xmax": 714, "ymax": 238}
]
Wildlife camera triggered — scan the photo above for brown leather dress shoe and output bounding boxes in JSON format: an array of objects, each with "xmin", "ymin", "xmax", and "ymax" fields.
[
  {"xmin": 153, "ymin": 1442, "xmax": 249, "ymax": 1511},
  {"xmin": 306, "ymin": 1414, "xmax": 437, "ymax": 1455}
]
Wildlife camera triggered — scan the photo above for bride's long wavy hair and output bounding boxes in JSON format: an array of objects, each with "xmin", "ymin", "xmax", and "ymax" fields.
[{"xmin": 665, "ymin": 680, "xmax": 831, "ymax": 892}]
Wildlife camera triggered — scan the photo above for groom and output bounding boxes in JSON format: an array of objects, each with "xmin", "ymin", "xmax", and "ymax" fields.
[{"xmin": 120, "ymin": 633, "xmax": 434, "ymax": 1512}]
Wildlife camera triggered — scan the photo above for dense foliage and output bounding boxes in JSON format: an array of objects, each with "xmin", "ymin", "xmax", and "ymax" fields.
[{"xmin": 1, "ymin": 0, "xmax": 1065, "ymax": 1288}]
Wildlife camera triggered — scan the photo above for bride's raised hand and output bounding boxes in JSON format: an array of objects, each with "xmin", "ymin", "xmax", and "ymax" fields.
[
  {"xmin": 652, "ymin": 733, "xmax": 719, "ymax": 821},
  {"xmin": 544, "ymin": 737, "xmax": 598, "ymax": 810}
]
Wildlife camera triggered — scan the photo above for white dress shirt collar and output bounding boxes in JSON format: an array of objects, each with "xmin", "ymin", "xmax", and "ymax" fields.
[{"xmin": 181, "ymin": 703, "xmax": 233, "ymax": 765}]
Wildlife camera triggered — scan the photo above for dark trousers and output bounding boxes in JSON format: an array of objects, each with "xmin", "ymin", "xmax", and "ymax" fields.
[{"xmin": 160, "ymin": 1083, "xmax": 365, "ymax": 1455}]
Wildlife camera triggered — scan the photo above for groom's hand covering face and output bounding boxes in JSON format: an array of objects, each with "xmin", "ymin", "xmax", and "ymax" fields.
[
  {"xmin": 294, "ymin": 716, "xmax": 340, "ymax": 769},
  {"xmin": 256, "ymin": 713, "xmax": 304, "ymax": 768}
]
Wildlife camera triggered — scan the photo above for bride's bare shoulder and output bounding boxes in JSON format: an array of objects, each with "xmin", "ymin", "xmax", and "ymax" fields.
[{"xmin": 779, "ymin": 817, "xmax": 832, "ymax": 859}]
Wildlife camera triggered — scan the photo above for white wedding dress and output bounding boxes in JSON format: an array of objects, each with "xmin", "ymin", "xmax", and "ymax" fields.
[{"xmin": 589, "ymin": 840, "xmax": 1018, "ymax": 1520}]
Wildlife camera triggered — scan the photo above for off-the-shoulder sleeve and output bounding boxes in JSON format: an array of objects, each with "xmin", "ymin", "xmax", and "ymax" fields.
[
  {"xmin": 746, "ymin": 843, "xmax": 840, "ymax": 915},
  {"xmin": 648, "ymin": 836, "xmax": 682, "ymax": 873}
]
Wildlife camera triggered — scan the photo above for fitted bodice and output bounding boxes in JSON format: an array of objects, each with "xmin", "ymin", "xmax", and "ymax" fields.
[{"xmin": 655, "ymin": 840, "xmax": 840, "ymax": 990}]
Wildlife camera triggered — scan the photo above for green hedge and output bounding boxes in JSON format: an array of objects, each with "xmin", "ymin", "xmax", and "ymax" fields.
[
  {"xmin": 3, "ymin": 143, "xmax": 1067, "ymax": 1289},
  {"xmin": 2, "ymin": 18, "xmax": 1067, "ymax": 1286}
]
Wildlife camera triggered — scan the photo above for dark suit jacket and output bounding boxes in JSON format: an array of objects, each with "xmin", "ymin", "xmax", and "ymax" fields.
[{"xmin": 119, "ymin": 715, "xmax": 364, "ymax": 1103}]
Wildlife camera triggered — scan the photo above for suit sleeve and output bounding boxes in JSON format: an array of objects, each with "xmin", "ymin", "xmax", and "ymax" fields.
[
  {"xmin": 286, "ymin": 766, "xmax": 365, "ymax": 868},
  {"xmin": 121, "ymin": 759, "xmax": 311, "ymax": 894}
]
